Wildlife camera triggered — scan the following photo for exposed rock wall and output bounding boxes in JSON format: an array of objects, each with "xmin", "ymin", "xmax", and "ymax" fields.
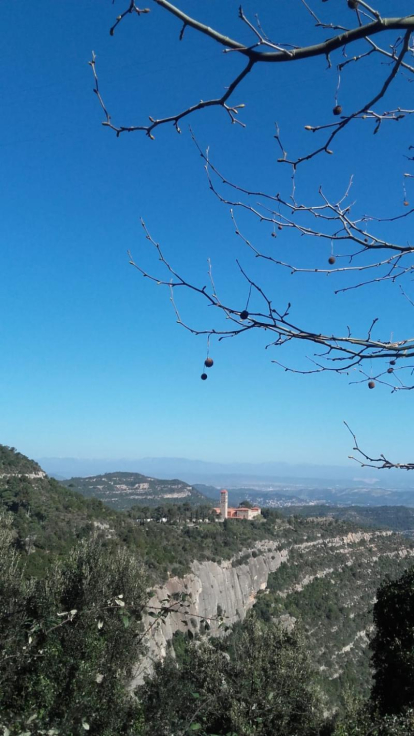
[
  {"xmin": 132, "ymin": 540, "xmax": 287, "ymax": 685},
  {"xmin": 131, "ymin": 529, "xmax": 406, "ymax": 687},
  {"xmin": 0, "ymin": 471, "xmax": 46, "ymax": 479}
]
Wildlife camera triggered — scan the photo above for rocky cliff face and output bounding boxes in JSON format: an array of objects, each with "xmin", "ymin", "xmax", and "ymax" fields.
[
  {"xmin": 133, "ymin": 540, "xmax": 286, "ymax": 684},
  {"xmin": 0, "ymin": 471, "xmax": 46, "ymax": 480},
  {"xmin": 132, "ymin": 529, "xmax": 414, "ymax": 687}
]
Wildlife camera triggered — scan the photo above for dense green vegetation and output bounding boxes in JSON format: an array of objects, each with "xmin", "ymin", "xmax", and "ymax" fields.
[
  {"xmin": 370, "ymin": 567, "xmax": 414, "ymax": 716},
  {"xmin": 0, "ymin": 517, "xmax": 148, "ymax": 735},
  {"xmin": 0, "ymin": 470, "xmax": 123, "ymax": 576},
  {"xmin": 139, "ymin": 615, "xmax": 324, "ymax": 736},
  {"xmin": 0, "ymin": 445, "xmax": 42, "ymax": 475},
  {"xmin": 253, "ymin": 530, "xmax": 412, "ymax": 709},
  {"xmin": 330, "ymin": 567, "xmax": 414, "ymax": 734}
]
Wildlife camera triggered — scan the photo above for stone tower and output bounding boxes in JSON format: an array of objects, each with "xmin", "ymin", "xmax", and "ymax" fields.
[{"xmin": 220, "ymin": 489, "xmax": 228, "ymax": 521}]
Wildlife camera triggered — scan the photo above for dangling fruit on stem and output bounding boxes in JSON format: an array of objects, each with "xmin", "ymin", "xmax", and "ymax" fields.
[
  {"xmin": 201, "ymin": 373, "xmax": 208, "ymax": 381},
  {"xmin": 328, "ymin": 256, "xmax": 336, "ymax": 265},
  {"xmin": 333, "ymin": 105, "xmax": 342, "ymax": 116},
  {"xmin": 204, "ymin": 357, "xmax": 214, "ymax": 368},
  {"xmin": 368, "ymin": 380, "xmax": 376, "ymax": 389},
  {"xmin": 240, "ymin": 310, "xmax": 249, "ymax": 320}
]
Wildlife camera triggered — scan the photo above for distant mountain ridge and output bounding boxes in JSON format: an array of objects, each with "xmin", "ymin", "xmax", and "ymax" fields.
[
  {"xmin": 61, "ymin": 472, "xmax": 211, "ymax": 510},
  {"xmin": 38, "ymin": 455, "xmax": 414, "ymax": 489}
]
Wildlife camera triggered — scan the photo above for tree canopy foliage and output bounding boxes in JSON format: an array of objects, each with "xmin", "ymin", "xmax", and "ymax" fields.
[
  {"xmin": 0, "ymin": 525, "xmax": 148, "ymax": 735},
  {"xmin": 138, "ymin": 614, "xmax": 324, "ymax": 736},
  {"xmin": 370, "ymin": 567, "xmax": 414, "ymax": 716}
]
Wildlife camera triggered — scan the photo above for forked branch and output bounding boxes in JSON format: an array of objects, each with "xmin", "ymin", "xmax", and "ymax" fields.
[
  {"xmin": 92, "ymin": 2, "xmax": 414, "ymax": 152},
  {"xmin": 345, "ymin": 422, "xmax": 414, "ymax": 470}
]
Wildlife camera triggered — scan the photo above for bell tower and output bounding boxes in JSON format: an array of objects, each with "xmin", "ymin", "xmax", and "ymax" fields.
[{"xmin": 220, "ymin": 489, "xmax": 228, "ymax": 521}]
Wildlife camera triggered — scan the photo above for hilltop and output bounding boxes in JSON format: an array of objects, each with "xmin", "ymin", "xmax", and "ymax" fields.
[
  {"xmin": 0, "ymin": 445, "xmax": 43, "ymax": 475},
  {"xmin": 60, "ymin": 472, "xmax": 211, "ymax": 510},
  {"xmin": 0, "ymin": 445, "xmax": 124, "ymax": 575}
]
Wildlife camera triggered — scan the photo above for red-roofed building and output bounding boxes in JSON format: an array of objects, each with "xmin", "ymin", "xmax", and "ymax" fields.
[{"xmin": 213, "ymin": 489, "xmax": 261, "ymax": 521}]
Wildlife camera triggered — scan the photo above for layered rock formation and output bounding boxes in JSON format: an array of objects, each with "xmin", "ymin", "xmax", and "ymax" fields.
[{"xmin": 133, "ymin": 529, "xmax": 414, "ymax": 687}]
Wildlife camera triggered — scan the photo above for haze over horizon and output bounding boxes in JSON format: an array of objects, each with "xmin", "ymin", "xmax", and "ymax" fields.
[{"xmin": 36, "ymin": 453, "xmax": 414, "ymax": 488}]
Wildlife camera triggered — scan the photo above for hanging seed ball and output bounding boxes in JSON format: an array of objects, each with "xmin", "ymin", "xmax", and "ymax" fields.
[
  {"xmin": 368, "ymin": 380, "xmax": 376, "ymax": 389},
  {"xmin": 348, "ymin": 0, "xmax": 359, "ymax": 8},
  {"xmin": 390, "ymin": 360, "xmax": 396, "ymax": 366},
  {"xmin": 328, "ymin": 256, "xmax": 336, "ymax": 265},
  {"xmin": 240, "ymin": 310, "xmax": 249, "ymax": 320},
  {"xmin": 204, "ymin": 357, "xmax": 214, "ymax": 368},
  {"xmin": 387, "ymin": 368, "xmax": 394, "ymax": 374},
  {"xmin": 404, "ymin": 200, "xmax": 409, "ymax": 207},
  {"xmin": 333, "ymin": 105, "xmax": 342, "ymax": 116},
  {"xmin": 201, "ymin": 373, "xmax": 208, "ymax": 381},
  {"xmin": 278, "ymin": 225, "xmax": 283, "ymax": 231}
]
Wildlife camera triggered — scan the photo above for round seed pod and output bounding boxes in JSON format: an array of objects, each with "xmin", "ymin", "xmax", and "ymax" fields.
[
  {"xmin": 333, "ymin": 105, "xmax": 342, "ymax": 116},
  {"xmin": 204, "ymin": 357, "xmax": 214, "ymax": 368},
  {"xmin": 328, "ymin": 256, "xmax": 336, "ymax": 265},
  {"xmin": 240, "ymin": 310, "xmax": 249, "ymax": 320},
  {"xmin": 201, "ymin": 373, "xmax": 208, "ymax": 381},
  {"xmin": 368, "ymin": 380, "xmax": 376, "ymax": 389}
]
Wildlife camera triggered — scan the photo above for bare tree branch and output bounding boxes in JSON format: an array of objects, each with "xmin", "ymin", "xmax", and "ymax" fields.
[
  {"xmin": 128, "ymin": 221, "xmax": 414, "ymax": 391},
  {"xmin": 345, "ymin": 422, "xmax": 414, "ymax": 470},
  {"xmin": 90, "ymin": 52, "xmax": 253, "ymax": 137},
  {"xmin": 98, "ymin": 2, "xmax": 414, "ymax": 468},
  {"xmin": 93, "ymin": 2, "xmax": 414, "ymax": 148}
]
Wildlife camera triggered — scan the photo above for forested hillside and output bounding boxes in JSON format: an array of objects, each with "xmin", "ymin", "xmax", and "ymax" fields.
[
  {"xmin": 62, "ymin": 472, "xmax": 211, "ymax": 509},
  {"xmin": 253, "ymin": 525, "xmax": 412, "ymax": 707},
  {"xmin": 0, "ymin": 446, "xmax": 42, "ymax": 475}
]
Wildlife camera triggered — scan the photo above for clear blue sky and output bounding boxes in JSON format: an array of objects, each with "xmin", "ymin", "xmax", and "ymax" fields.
[{"xmin": 1, "ymin": 1, "xmax": 413, "ymax": 466}]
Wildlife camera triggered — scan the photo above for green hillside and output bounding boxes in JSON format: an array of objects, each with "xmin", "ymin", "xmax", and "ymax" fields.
[
  {"xmin": 0, "ymin": 447, "xmax": 120, "ymax": 575},
  {"xmin": 61, "ymin": 471, "xmax": 211, "ymax": 509},
  {"xmin": 0, "ymin": 445, "xmax": 42, "ymax": 475},
  {"xmin": 281, "ymin": 504, "xmax": 414, "ymax": 533}
]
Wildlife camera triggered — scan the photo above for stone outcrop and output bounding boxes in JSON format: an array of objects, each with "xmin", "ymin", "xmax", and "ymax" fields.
[
  {"xmin": 0, "ymin": 471, "xmax": 46, "ymax": 479},
  {"xmin": 132, "ymin": 541, "xmax": 287, "ymax": 685}
]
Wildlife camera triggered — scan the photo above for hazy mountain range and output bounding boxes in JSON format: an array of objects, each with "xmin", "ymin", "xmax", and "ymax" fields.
[{"xmin": 38, "ymin": 455, "xmax": 414, "ymax": 492}]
